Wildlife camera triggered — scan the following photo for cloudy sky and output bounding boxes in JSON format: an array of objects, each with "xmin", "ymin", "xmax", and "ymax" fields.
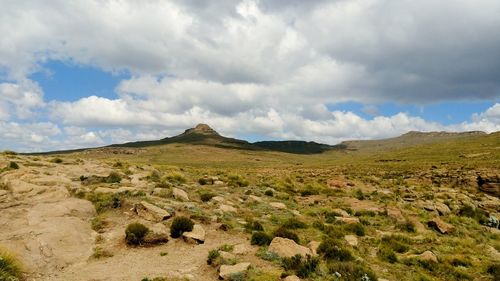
[{"xmin": 1, "ymin": 0, "xmax": 499, "ymax": 152}]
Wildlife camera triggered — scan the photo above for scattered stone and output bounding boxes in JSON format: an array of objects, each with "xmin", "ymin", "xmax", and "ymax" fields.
[
  {"xmin": 268, "ymin": 237, "xmax": 312, "ymax": 258},
  {"xmin": 427, "ymin": 217, "xmax": 454, "ymax": 234},
  {"xmin": 233, "ymin": 243, "xmax": 252, "ymax": 255},
  {"xmin": 435, "ymin": 202, "xmax": 451, "ymax": 216},
  {"xmin": 248, "ymin": 195, "xmax": 263, "ymax": 203},
  {"xmin": 332, "ymin": 208, "xmax": 350, "ymax": 217},
  {"xmin": 173, "ymin": 188, "xmax": 189, "ymax": 202},
  {"xmin": 307, "ymin": 241, "xmax": 321, "ymax": 255},
  {"xmin": 219, "ymin": 204, "xmax": 237, "ymax": 213},
  {"xmin": 134, "ymin": 201, "xmax": 171, "ymax": 222},
  {"xmin": 408, "ymin": 250, "xmax": 438, "ymax": 263},
  {"xmin": 344, "ymin": 235, "xmax": 358, "ymax": 247},
  {"xmin": 284, "ymin": 275, "xmax": 301, "ymax": 281},
  {"xmin": 212, "ymin": 196, "xmax": 225, "ymax": 203},
  {"xmin": 182, "ymin": 224, "xmax": 205, "ymax": 244},
  {"xmin": 386, "ymin": 207, "xmax": 405, "ymax": 222},
  {"xmin": 219, "ymin": 262, "xmax": 251, "ymax": 280},
  {"xmin": 214, "ymin": 180, "xmax": 224, "ymax": 185},
  {"xmin": 144, "ymin": 223, "xmax": 169, "ymax": 244},
  {"xmin": 269, "ymin": 202, "xmax": 286, "ymax": 209},
  {"xmin": 335, "ymin": 217, "xmax": 360, "ymax": 224}
]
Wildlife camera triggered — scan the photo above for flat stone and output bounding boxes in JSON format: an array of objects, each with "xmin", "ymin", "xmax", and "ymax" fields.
[
  {"xmin": 284, "ymin": 275, "xmax": 301, "ymax": 281},
  {"xmin": 269, "ymin": 202, "xmax": 286, "ymax": 209},
  {"xmin": 134, "ymin": 201, "xmax": 171, "ymax": 222},
  {"xmin": 307, "ymin": 241, "xmax": 321, "ymax": 255},
  {"xmin": 344, "ymin": 235, "xmax": 358, "ymax": 247},
  {"xmin": 335, "ymin": 217, "xmax": 360, "ymax": 224},
  {"xmin": 219, "ymin": 204, "xmax": 237, "ymax": 213},
  {"xmin": 173, "ymin": 188, "xmax": 189, "ymax": 202},
  {"xmin": 427, "ymin": 217, "xmax": 454, "ymax": 234},
  {"xmin": 219, "ymin": 262, "xmax": 251, "ymax": 280},
  {"xmin": 182, "ymin": 224, "xmax": 205, "ymax": 244},
  {"xmin": 268, "ymin": 237, "xmax": 312, "ymax": 258},
  {"xmin": 143, "ymin": 223, "xmax": 169, "ymax": 244}
]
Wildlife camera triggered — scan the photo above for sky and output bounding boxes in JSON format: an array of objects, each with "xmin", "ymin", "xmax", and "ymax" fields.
[{"xmin": 0, "ymin": 0, "xmax": 499, "ymax": 152}]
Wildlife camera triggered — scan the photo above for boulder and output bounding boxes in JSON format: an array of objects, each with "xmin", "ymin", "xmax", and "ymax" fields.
[
  {"xmin": 182, "ymin": 224, "xmax": 205, "ymax": 244},
  {"xmin": 408, "ymin": 250, "xmax": 438, "ymax": 263},
  {"xmin": 248, "ymin": 195, "xmax": 263, "ymax": 203},
  {"xmin": 134, "ymin": 201, "xmax": 171, "ymax": 222},
  {"xmin": 435, "ymin": 202, "xmax": 451, "ymax": 216},
  {"xmin": 269, "ymin": 202, "xmax": 287, "ymax": 209},
  {"xmin": 219, "ymin": 204, "xmax": 237, "ymax": 213},
  {"xmin": 335, "ymin": 217, "xmax": 360, "ymax": 224},
  {"xmin": 143, "ymin": 223, "xmax": 169, "ymax": 244},
  {"xmin": 332, "ymin": 208, "xmax": 350, "ymax": 217},
  {"xmin": 219, "ymin": 262, "xmax": 251, "ymax": 280},
  {"xmin": 307, "ymin": 241, "xmax": 321, "ymax": 255},
  {"xmin": 427, "ymin": 218, "xmax": 454, "ymax": 234},
  {"xmin": 284, "ymin": 276, "xmax": 301, "ymax": 281},
  {"xmin": 268, "ymin": 237, "xmax": 312, "ymax": 258},
  {"xmin": 173, "ymin": 188, "xmax": 189, "ymax": 202},
  {"xmin": 344, "ymin": 235, "xmax": 358, "ymax": 247}
]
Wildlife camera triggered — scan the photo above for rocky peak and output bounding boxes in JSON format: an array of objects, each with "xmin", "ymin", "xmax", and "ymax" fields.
[{"xmin": 182, "ymin": 124, "xmax": 219, "ymax": 136}]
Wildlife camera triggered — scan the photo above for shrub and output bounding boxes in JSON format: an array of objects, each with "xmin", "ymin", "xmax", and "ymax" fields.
[
  {"xmin": 8, "ymin": 161, "xmax": 19, "ymax": 170},
  {"xmin": 397, "ymin": 220, "xmax": 416, "ymax": 233},
  {"xmin": 170, "ymin": 216, "xmax": 194, "ymax": 238},
  {"xmin": 264, "ymin": 189, "xmax": 274, "ymax": 197},
  {"xmin": 165, "ymin": 172, "xmax": 187, "ymax": 184},
  {"xmin": 327, "ymin": 261, "xmax": 378, "ymax": 281},
  {"xmin": 273, "ymin": 227, "xmax": 299, "ymax": 243},
  {"xmin": 282, "ymin": 218, "xmax": 308, "ymax": 229},
  {"xmin": 354, "ymin": 189, "xmax": 365, "ymax": 200},
  {"xmin": 282, "ymin": 254, "xmax": 319, "ymax": 278},
  {"xmin": 86, "ymin": 193, "xmax": 122, "ymax": 213},
  {"xmin": 51, "ymin": 158, "xmax": 63, "ymax": 163},
  {"xmin": 0, "ymin": 248, "xmax": 23, "ymax": 281},
  {"xmin": 199, "ymin": 191, "xmax": 215, "ymax": 202},
  {"xmin": 91, "ymin": 215, "xmax": 107, "ymax": 233},
  {"xmin": 486, "ymin": 263, "xmax": 500, "ymax": 279},
  {"xmin": 207, "ymin": 249, "xmax": 220, "ymax": 265},
  {"xmin": 106, "ymin": 172, "xmax": 122, "ymax": 183},
  {"xmin": 91, "ymin": 246, "xmax": 113, "ymax": 259},
  {"xmin": 251, "ymin": 231, "xmax": 272, "ymax": 246},
  {"xmin": 343, "ymin": 223, "xmax": 365, "ymax": 236},
  {"xmin": 317, "ymin": 238, "xmax": 354, "ymax": 261},
  {"xmin": 245, "ymin": 221, "xmax": 264, "ymax": 232},
  {"xmin": 381, "ymin": 235, "xmax": 410, "ymax": 253},
  {"xmin": 125, "ymin": 223, "xmax": 149, "ymax": 245},
  {"xmin": 227, "ymin": 174, "xmax": 249, "ymax": 187},
  {"xmin": 378, "ymin": 246, "xmax": 398, "ymax": 263}
]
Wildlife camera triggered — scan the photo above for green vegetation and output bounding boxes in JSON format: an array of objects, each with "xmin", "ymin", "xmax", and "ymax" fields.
[
  {"xmin": 317, "ymin": 238, "xmax": 354, "ymax": 262},
  {"xmin": 125, "ymin": 222, "xmax": 149, "ymax": 245},
  {"xmin": 281, "ymin": 254, "xmax": 320, "ymax": 278},
  {"xmin": 86, "ymin": 193, "xmax": 122, "ymax": 213},
  {"xmin": 170, "ymin": 217, "xmax": 194, "ymax": 238},
  {"xmin": 0, "ymin": 248, "xmax": 23, "ymax": 281},
  {"xmin": 251, "ymin": 232, "xmax": 272, "ymax": 246},
  {"xmin": 273, "ymin": 227, "xmax": 299, "ymax": 243}
]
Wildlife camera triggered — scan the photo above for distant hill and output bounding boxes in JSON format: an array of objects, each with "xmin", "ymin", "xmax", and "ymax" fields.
[
  {"xmin": 335, "ymin": 131, "xmax": 488, "ymax": 152},
  {"xmin": 109, "ymin": 124, "xmax": 332, "ymax": 154}
]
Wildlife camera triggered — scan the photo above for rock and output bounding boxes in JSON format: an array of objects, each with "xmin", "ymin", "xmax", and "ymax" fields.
[
  {"xmin": 332, "ymin": 208, "xmax": 350, "ymax": 217},
  {"xmin": 307, "ymin": 241, "xmax": 321, "ymax": 255},
  {"xmin": 182, "ymin": 224, "xmax": 205, "ymax": 244},
  {"xmin": 268, "ymin": 237, "xmax": 312, "ymax": 258},
  {"xmin": 327, "ymin": 179, "xmax": 346, "ymax": 189},
  {"xmin": 212, "ymin": 196, "xmax": 225, "ymax": 203},
  {"xmin": 248, "ymin": 195, "xmax": 263, "ymax": 203},
  {"xmin": 335, "ymin": 217, "xmax": 360, "ymax": 224},
  {"xmin": 435, "ymin": 202, "xmax": 451, "ymax": 216},
  {"xmin": 214, "ymin": 180, "xmax": 224, "ymax": 185},
  {"xmin": 219, "ymin": 251, "xmax": 236, "ymax": 260},
  {"xmin": 0, "ymin": 189, "xmax": 8, "ymax": 196},
  {"xmin": 233, "ymin": 243, "xmax": 252, "ymax": 255},
  {"xmin": 152, "ymin": 187, "xmax": 169, "ymax": 197},
  {"xmin": 219, "ymin": 204, "xmax": 237, "ymax": 213},
  {"xmin": 269, "ymin": 202, "xmax": 287, "ymax": 209},
  {"xmin": 219, "ymin": 262, "xmax": 251, "ymax": 280},
  {"xmin": 144, "ymin": 223, "xmax": 169, "ymax": 244},
  {"xmin": 284, "ymin": 275, "xmax": 301, "ymax": 281},
  {"xmin": 173, "ymin": 188, "xmax": 189, "ymax": 202},
  {"xmin": 94, "ymin": 187, "xmax": 119, "ymax": 194},
  {"xmin": 344, "ymin": 235, "xmax": 358, "ymax": 247},
  {"xmin": 386, "ymin": 207, "xmax": 405, "ymax": 222},
  {"xmin": 419, "ymin": 251, "xmax": 438, "ymax": 263},
  {"xmin": 427, "ymin": 217, "xmax": 454, "ymax": 234},
  {"xmin": 134, "ymin": 201, "xmax": 171, "ymax": 222}
]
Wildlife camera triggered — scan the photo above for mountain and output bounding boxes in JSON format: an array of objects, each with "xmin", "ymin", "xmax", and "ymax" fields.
[
  {"xmin": 335, "ymin": 130, "xmax": 488, "ymax": 152},
  {"xmin": 109, "ymin": 124, "xmax": 332, "ymax": 154}
]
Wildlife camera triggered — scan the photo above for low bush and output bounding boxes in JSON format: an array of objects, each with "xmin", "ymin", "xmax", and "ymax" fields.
[
  {"xmin": 343, "ymin": 223, "xmax": 365, "ymax": 236},
  {"xmin": 377, "ymin": 246, "xmax": 398, "ymax": 263},
  {"xmin": 0, "ymin": 247, "xmax": 23, "ymax": 281},
  {"xmin": 458, "ymin": 205, "xmax": 488, "ymax": 225},
  {"xmin": 199, "ymin": 191, "xmax": 215, "ymax": 202},
  {"xmin": 164, "ymin": 172, "xmax": 187, "ymax": 185},
  {"xmin": 273, "ymin": 227, "xmax": 299, "ymax": 243},
  {"xmin": 8, "ymin": 161, "xmax": 19, "ymax": 170},
  {"xmin": 380, "ymin": 235, "xmax": 410, "ymax": 253},
  {"xmin": 125, "ymin": 223, "xmax": 149, "ymax": 245},
  {"xmin": 264, "ymin": 189, "xmax": 274, "ymax": 197},
  {"xmin": 486, "ymin": 263, "xmax": 500, "ymax": 279},
  {"xmin": 317, "ymin": 238, "xmax": 354, "ymax": 262},
  {"xmin": 251, "ymin": 231, "xmax": 272, "ymax": 246},
  {"xmin": 106, "ymin": 172, "xmax": 122, "ymax": 183},
  {"xmin": 245, "ymin": 221, "xmax": 264, "ymax": 232},
  {"xmin": 327, "ymin": 261, "xmax": 378, "ymax": 281},
  {"xmin": 207, "ymin": 249, "xmax": 220, "ymax": 266},
  {"xmin": 282, "ymin": 218, "xmax": 308, "ymax": 229},
  {"xmin": 282, "ymin": 254, "xmax": 319, "ymax": 278},
  {"xmin": 51, "ymin": 158, "xmax": 63, "ymax": 163},
  {"xmin": 227, "ymin": 174, "xmax": 249, "ymax": 187},
  {"xmin": 397, "ymin": 220, "xmax": 416, "ymax": 233},
  {"xmin": 170, "ymin": 216, "xmax": 194, "ymax": 238}
]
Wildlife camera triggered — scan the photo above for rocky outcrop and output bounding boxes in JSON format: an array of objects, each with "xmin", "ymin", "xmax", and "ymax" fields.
[
  {"xmin": 268, "ymin": 237, "xmax": 312, "ymax": 258},
  {"xmin": 173, "ymin": 188, "xmax": 189, "ymax": 202},
  {"xmin": 134, "ymin": 201, "xmax": 171, "ymax": 222},
  {"xmin": 182, "ymin": 224, "xmax": 205, "ymax": 244},
  {"xmin": 219, "ymin": 262, "xmax": 251, "ymax": 280},
  {"xmin": 427, "ymin": 217, "xmax": 454, "ymax": 234}
]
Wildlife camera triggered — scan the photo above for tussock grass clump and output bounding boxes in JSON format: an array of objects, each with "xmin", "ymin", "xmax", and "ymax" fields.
[
  {"xmin": 0, "ymin": 247, "xmax": 23, "ymax": 281},
  {"xmin": 199, "ymin": 191, "xmax": 215, "ymax": 202},
  {"xmin": 317, "ymin": 238, "xmax": 354, "ymax": 262},
  {"xmin": 343, "ymin": 223, "xmax": 365, "ymax": 237},
  {"xmin": 282, "ymin": 218, "xmax": 308, "ymax": 229},
  {"xmin": 86, "ymin": 193, "xmax": 122, "ymax": 213},
  {"xmin": 281, "ymin": 254, "xmax": 319, "ymax": 278},
  {"xmin": 207, "ymin": 249, "xmax": 220, "ymax": 266},
  {"xmin": 245, "ymin": 221, "xmax": 264, "ymax": 232},
  {"xmin": 380, "ymin": 235, "xmax": 410, "ymax": 253},
  {"xmin": 51, "ymin": 158, "xmax": 63, "ymax": 164},
  {"xmin": 91, "ymin": 215, "xmax": 107, "ymax": 233},
  {"xmin": 377, "ymin": 246, "xmax": 398, "ymax": 263},
  {"xmin": 227, "ymin": 174, "xmax": 249, "ymax": 187},
  {"xmin": 164, "ymin": 172, "xmax": 187, "ymax": 185},
  {"xmin": 125, "ymin": 222, "xmax": 149, "ymax": 245},
  {"xmin": 273, "ymin": 227, "xmax": 299, "ymax": 243},
  {"xmin": 264, "ymin": 189, "xmax": 274, "ymax": 197},
  {"xmin": 327, "ymin": 261, "xmax": 378, "ymax": 281},
  {"xmin": 397, "ymin": 220, "xmax": 416, "ymax": 233},
  {"xmin": 91, "ymin": 246, "xmax": 113, "ymax": 259},
  {"xmin": 251, "ymin": 232, "xmax": 272, "ymax": 246},
  {"xmin": 170, "ymin": 217, "xmax": 194, "ymax": 238},
  {"xmin": 106, "ymin": 171, "xmax": 122, "ymax": 183}
]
